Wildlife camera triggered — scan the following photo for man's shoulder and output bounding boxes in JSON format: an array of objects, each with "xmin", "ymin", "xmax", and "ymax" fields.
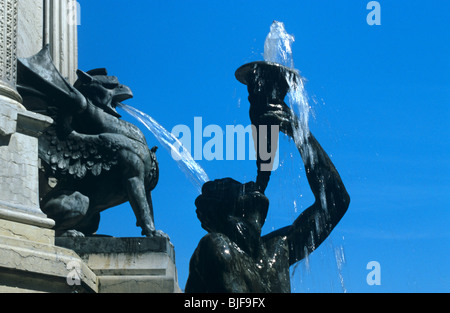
[
  {"xmin": 198, "ymin": 233, "xmax": 232, "ymax": 251},
  {"xmin": 196, "ymin": 233, "xmax": 234, "ymax": 263}
]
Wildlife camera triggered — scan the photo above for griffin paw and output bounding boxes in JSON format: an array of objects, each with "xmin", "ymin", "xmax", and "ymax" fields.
[
  {"xmin": 58, "ymin": 229, "xmax": 86, "ymax": 238},
  {"xmin": 143, "ymin": 229, "xmax": 170, "ymax": 240}
]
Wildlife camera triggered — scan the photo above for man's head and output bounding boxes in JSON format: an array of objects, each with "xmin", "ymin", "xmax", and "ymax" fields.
[
  {"xmin": 195, "ymin": 178, "xmax": 269, "ymax": 238},
  {"xmin": 74, "ymin": 68, "xmax": 133, "ymax": 118}
]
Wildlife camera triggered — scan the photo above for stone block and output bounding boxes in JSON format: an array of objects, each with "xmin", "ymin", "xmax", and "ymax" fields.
[
  {"xmin": 0, "ymin": 103, "xmax": 17, "ymax": 136},
  {"xmin": 56, "ymin": 236, "xmax": 181, "ymax": 293},
  {"xmin": 0, "ymin": 219, "xmax": 54, "ymax": 245},
  {"xmin": 0, "ymin": 99, "xmax": 54, "ymax": 229},
  {"xmin": 0, "ymin": 235, "xmax": 98, "ymax": 293}
]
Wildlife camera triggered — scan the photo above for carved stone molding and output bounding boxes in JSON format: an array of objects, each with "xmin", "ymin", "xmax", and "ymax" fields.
[{"xmin": 0, "ymin": 0, "xmax": 21, "ymax": 103}]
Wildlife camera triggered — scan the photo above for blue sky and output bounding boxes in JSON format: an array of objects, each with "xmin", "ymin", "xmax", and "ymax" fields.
[{"xmin": 77, "ymin": 0, "xmax": 449, "ymax": 292}]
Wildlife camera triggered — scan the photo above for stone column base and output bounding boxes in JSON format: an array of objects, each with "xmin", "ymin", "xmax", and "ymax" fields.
[{"xmin": 56, "ymin": 236, "xmax": 181, "ymax": 293}]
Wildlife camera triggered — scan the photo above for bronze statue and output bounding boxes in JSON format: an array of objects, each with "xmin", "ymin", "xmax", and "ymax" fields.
[
  {"xmin": 17, "ymin": 46, "xmax": 160, "ymax": 237},
  {"xmin": 185, "ymin": 62, "xmax": 350, "ymax": 293}
]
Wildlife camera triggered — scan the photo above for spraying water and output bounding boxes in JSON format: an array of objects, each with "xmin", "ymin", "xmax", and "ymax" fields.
[
  {"xmin": 263, "ymin": 21, "xmax": 347, "ymax": 292},
  {"xmin": 263, "ymin": 21, "xmax": 312, "ymax": 151},
  {"xmin": 118, "ymin": 103, "xmax": 209, "ymax": 192},
  {"xmin": 264, "ymin": 21, "xmax": 295, "ymax": 68}
]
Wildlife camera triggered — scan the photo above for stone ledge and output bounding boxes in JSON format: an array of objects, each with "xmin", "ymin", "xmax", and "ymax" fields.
[
  {"xmin": 0, "ymin": 203, "xmax": 55, "ymax": 229},
  {"xmin": 56, "ymin": 236, "xmax": 175, "ymax": 260},
  {"xmin": 0, "ymin": 219, "xmax": 54, "ymax": 245},
  {"xmin": 55, "ymin": 236, "xmax": 181, "ymax": 293},
  {"xmin": 98, "ymin": 275, "xmax": 179, "ymax": 293},
  {"xmin": 16, "ymin": 110, "xmax": 53, "ymax": 138},
  {"xmin": 0, "ymin": 235, "xmax": 98, "ymax": 293},
  {"xmin": 0, "ymin": 101, "xmax": 53, "ymax": 138}
]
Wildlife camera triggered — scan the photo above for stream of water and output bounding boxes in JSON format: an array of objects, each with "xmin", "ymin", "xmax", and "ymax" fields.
[{"xmin": 118, "ymin": 103, "xmax": 209, "ymax": 193}]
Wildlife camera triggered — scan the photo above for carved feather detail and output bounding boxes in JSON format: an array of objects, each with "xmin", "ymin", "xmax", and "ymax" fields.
[{"xmin": 39, "ymin": 126, "xmax": 119, "ymax": 180}]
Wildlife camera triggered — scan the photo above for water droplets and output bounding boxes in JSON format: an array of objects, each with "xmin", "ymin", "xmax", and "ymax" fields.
[{"xmin": 334, "ymin": 243, "xmax": 347, "ymax": 293}]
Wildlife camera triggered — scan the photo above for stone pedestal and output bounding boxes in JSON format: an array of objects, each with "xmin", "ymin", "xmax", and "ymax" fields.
[
  {"xmin": 0, "ymin": 100, "xmax": 97, "ymax": 293},
  {"xmin": 0, "ymin": 220, "xmax": 98, "ymax": 293},
  {"xmin": 56, "ymin": 237, "xmax": 181, "ymax": 293},
  {"xmin": 0, "ymin": 104, "xmax": 54, "ymax": 229}
]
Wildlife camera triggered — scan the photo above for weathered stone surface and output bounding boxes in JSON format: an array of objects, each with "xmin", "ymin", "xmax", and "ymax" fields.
[
  {"xmin": 97, "ymin": 275, "xmax": 177, "ymax": 294},
  {"xmin": 17, "ymin": 0, "xmax": 78, "ymax": 83},
  {"xmin": 56, "ymin": 236, "xmax": 181, "ymax": 293},
  {"xmin": 0, "ymin": 102, "xmax": 18, "ymax": 136},
  {"xmin": 0, "ymin": 219, "xmax": 54, "ymax": 245},
  {"xmin": 0, "ymin": 132, "xmax": 38, "ymax": 208},
  {"xmin": 56, "ymin": 236, "xmax": 175, "ymax": 256},
  {"xmin": 17, "ymin": 0, "xmax": 44, "ymax": 59},
  {"xmin": 0, "ymin": 101, "xmax": 53, "ymax": 228},
  {"xmin": 0, "ymin": 235, "xmax": 98, "ymax": 293}
]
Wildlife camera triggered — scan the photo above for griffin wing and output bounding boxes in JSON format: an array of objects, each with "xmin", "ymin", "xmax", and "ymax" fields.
[
  {"xmin": 17, "ymin": 45, "xmax": 86, "ymax": 118},
  {"xmin": 39, "ymin": 127, "xmax": 121, "ymax": 181}
]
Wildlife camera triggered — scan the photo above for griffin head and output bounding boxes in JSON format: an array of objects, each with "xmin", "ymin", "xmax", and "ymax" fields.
[{"xmin": 74, "ymin": 68, "xmax": 133, "ymax": 118}]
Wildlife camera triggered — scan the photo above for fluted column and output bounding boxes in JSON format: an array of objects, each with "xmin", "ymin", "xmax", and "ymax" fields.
[{"xmin": 44, "ymin": 0, "xmax": 78, "ymax": 84}]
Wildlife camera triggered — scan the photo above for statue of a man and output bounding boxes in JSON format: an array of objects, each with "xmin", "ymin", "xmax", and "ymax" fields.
[{"xmin": 185, "ymin": 101, "xmax": 350, "ymax": 293}]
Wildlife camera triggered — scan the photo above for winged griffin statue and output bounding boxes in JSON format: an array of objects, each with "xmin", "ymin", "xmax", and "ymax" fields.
[{"xmin": 17, "ymin": 46, "xmax": 160, "ymax": 238}]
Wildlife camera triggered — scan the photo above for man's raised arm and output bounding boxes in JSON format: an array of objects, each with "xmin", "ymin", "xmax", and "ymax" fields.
[
  {"xmin": 285, "ymin": 132, "xmax": 350, "ymax": 265},
  {"xmin": 260, "ymin": 103, "xmax": 350, "ymax": 266}
]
